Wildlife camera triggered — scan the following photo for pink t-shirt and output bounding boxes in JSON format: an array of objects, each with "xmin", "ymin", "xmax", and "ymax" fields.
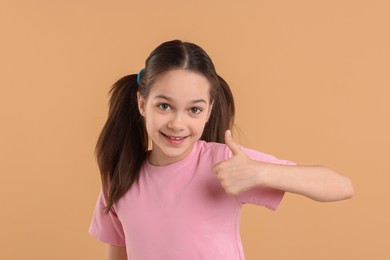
[{"xmin": 89, "ymin": 141, "xmax": 294, "ymax": 259}]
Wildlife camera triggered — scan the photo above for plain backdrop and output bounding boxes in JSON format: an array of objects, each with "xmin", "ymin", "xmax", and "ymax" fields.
[{"xmin": 1, "ymin": 0, "xmax": 389, "ymax": 259}]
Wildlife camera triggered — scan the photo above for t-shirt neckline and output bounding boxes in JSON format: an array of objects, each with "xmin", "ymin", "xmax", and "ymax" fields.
[{"xmin": 144, "ymin": 141, "xmax": 202, "ymax": 173}]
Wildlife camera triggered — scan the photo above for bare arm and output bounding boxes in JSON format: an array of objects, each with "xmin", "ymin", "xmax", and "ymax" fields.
[
  {"xmin": 253, "ymin": 163, "xmax": 353, "ymax": 202},
  {"xmin": 106, "ymin": 245, "xmax": 127, "ymax": 260},
  {"xmin": 213, "ymin": 130, "xmax": 354, "ymax": 202}
]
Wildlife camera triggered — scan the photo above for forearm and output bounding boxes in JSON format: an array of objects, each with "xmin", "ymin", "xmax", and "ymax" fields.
[{"xmin": 257, "ymin": 163, "xmax": 354, "ymax": 202}]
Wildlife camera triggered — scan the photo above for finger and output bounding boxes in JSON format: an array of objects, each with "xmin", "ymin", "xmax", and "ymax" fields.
[{"xmin": 225, "ymin": 130, "xmax": 243, "ymax": 156}]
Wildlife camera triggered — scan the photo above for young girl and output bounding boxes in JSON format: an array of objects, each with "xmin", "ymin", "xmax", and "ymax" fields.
[{"xmin": 89, "ymin": 40, "xmax": 353, "ymax": 260}]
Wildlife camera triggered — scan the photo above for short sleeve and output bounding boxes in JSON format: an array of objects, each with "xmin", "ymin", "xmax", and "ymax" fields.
[
  {"xmin": 89, "ymin": 190, "xmax": 126, "ymax": 246},
  {"xmin": 225, "ymin": 145, "xmax": 296, "ymax": 210}
]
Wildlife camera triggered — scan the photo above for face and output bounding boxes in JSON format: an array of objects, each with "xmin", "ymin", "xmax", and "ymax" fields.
[{"xmin": 137, "ymin": 69, "xmax": 213, "ymax": 166}]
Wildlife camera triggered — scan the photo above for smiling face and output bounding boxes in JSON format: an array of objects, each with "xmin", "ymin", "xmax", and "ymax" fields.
[{"xmin": 137, "ymin": 69, "xmax": 213, "ymax": 166}]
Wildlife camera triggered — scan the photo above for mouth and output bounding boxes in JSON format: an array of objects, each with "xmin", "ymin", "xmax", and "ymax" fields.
[{"xmin": 161, "ymin": 132, "xmax": 189, "ymax": 144}]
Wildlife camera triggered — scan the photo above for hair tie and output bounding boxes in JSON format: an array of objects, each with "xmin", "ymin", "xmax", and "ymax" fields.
[{"xmin": 137, "ymin": 69, "xmax": 144, "ymax": 85}]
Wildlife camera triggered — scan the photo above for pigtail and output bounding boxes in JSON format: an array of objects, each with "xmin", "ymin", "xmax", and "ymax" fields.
[
  {"xmin": 95, "ymin": 74, "xmax": 148, "ymax": 213},
  {"xmin": 201, "ymin": 74, "xmax": 235, "ymax": 143}
]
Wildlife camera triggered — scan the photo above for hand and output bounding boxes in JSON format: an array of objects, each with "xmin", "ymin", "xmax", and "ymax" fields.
[{"xmin": 213, "ymin": 130, "xmax": 262, "ymax": 195}]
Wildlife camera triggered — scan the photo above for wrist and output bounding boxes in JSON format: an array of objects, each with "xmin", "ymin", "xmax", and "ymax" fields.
[
  {"xmin": 253, "ymin": 161, "xmax": 268, "ymax": 187},
  {"xmin": 254, "ymin": 161, "xmax": 279, "ymax": 188}
]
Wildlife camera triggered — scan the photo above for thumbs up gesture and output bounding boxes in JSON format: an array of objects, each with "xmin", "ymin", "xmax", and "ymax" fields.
[{"xmin": 213, "ymin": 130, "xmax": 263, "ymax": 195}]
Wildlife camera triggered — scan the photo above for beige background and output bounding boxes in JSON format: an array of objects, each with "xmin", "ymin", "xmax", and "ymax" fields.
[{"xmin": 1, "ymin": 0, "xmax": 389, "ymax": 259}]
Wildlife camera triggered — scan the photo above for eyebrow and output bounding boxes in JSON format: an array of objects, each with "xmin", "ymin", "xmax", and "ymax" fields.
[{"xmin": 154, "ymin": 94, "xmax": 208, "ymax": 104}]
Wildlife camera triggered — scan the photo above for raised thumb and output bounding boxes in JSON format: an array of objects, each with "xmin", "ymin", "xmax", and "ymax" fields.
[{"xmin": 225, "ymin": 130, "xmax": 242, "ymax": 156}]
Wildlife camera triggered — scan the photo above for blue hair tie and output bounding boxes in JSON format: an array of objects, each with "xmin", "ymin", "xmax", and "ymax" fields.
[{"xmin": 137, "ymin": 68, "xmax": 144, "ymax": 85}]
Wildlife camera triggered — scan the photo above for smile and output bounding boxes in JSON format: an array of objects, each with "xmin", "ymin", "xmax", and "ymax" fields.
[
  {"xmin": 169, "ymin": 136, "xmax": 184, "ymax": 140},
  {"xmin": 161, "ymin": 132, "xmax": 189, "ymax": 144}
]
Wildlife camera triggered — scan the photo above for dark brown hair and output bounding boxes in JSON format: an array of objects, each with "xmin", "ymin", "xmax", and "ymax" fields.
[{"xmin": 96, "ymin": 40, "xmax": 235, "ymax": 212}]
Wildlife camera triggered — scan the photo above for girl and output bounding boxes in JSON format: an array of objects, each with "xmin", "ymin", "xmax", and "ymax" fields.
[{"xmin": 89, "ymin": 40, "xmax": 353, "ymax": 260}]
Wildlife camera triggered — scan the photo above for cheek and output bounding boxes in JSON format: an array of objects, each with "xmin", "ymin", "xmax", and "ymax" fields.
[
  {"xmin": 144, "ymin": 110, "xmax": 164, "ymax": 129},
  {"xmin": 191, "ymin": 119, "xmax": 208, "ymax": 133}
]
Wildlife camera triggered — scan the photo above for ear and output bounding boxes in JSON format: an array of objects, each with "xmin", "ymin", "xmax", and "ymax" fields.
[{"xmin": 137, "ymin": 92, "xmax": 146, "ymax": 117}]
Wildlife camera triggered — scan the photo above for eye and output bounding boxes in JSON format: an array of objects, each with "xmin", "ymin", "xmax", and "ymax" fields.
[
  {"xmin": 189, "ymin": 107, "xmax": 203, "ymax": 114},
  {"xmin": 158, "ymin": 103, "xmax": 171, "ymax": 111}
]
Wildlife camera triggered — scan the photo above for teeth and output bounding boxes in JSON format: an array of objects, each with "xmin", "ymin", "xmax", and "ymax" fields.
[
  {"xmin": 162, "ymin": 132, "xmax": 186, "ymax": 140},
  {"xmin": 170, "ymin": 136, "xmax": 183, "ymax": 140}
]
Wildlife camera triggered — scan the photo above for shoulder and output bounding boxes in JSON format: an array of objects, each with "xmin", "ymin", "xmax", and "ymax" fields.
[
  {"xmin": 241, "ymin": 146, "xmax": 295, "ymax": 165},
  {"xmin": 197, "ymin": 140, "xmax": 294, "ymax": 165},
  {"xmin": 195, "ymin": 140, "xmax": 229, "ymax": 163},
  {"xmin": 197, "ymin": 140, "xmax": 226, "ymax": 153}
]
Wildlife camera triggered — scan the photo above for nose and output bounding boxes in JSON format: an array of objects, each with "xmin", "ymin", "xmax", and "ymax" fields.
[{"xmin": 167, "ymin": 112, "xmax": 186, "ymax": 131}]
